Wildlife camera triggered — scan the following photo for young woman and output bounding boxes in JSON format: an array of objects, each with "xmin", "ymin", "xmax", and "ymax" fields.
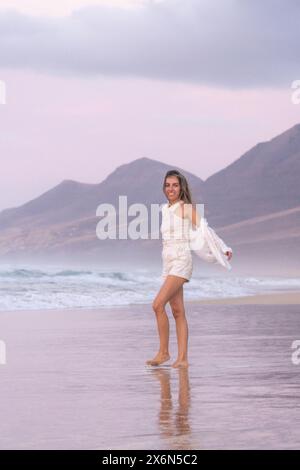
[{"xmin": 146, "ymin": 169, "xmax": 232, "ymax": 369}]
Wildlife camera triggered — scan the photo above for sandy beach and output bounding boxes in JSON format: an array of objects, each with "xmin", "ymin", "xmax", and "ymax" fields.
[
  {"xmin": 0, "ymin": 290, "xmax": 300, "ymax": 450},
  {"xmin": 189, "ymin": 290, "xmax": 300, "ymax": 305}
]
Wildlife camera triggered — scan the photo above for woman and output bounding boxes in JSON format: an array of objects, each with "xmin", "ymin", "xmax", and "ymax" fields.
[{"xmin": 146, "ymin": 170, "xmax": 232, "ymax": 369}]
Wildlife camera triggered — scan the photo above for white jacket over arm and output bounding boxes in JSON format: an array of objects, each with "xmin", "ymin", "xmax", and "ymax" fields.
[{"xmin": 188, "ymin": 208, "xmax": 233, "ymax": 271}]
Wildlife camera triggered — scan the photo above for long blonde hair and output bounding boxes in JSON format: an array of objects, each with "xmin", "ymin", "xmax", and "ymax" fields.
[{"xmin": 162, "ymin": 170, "xmax": 193, "ymax": 204}]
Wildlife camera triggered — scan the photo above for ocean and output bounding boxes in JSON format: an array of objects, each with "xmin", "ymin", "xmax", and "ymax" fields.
[{"xmin": 1, "ymin": 264, "xmax": 300, "ymax": 311}]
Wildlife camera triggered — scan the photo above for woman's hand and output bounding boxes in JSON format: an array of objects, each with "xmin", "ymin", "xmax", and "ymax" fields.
[{"xmin": 225, "ymin": 250, "xmax": 233, "ymax": 260}]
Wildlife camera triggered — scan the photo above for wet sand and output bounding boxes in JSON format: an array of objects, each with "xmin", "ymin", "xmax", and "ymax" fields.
[
  {"xmin": 0, "ymin": 295, "xmax": 300, "ymax": 449},
  {"xmin": 189, "ymin": 290, "xmax": 300, "ymax": 305}
]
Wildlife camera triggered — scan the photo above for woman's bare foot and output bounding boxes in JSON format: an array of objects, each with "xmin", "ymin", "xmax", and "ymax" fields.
[
  {"xmin": 171, "ymin": 359, "xmax": 189, "ymax": 368},
  {"xmin": 146, "ymin": 353, "xmax": 170, "ymax": 366}
]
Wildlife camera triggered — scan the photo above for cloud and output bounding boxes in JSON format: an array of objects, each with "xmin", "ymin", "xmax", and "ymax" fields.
[
  {"xmin": 0, "ymin": 0, "xmax": 147, "ymax": 17},
  {"xmin": 0, "ymin": 0, "xmax": 299, "ymax": 88}
]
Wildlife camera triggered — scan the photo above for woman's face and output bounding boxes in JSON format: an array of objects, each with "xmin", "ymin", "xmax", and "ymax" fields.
[{"xmin": 164, "ymin": 176, "xmax": 181, "ymax": 203}]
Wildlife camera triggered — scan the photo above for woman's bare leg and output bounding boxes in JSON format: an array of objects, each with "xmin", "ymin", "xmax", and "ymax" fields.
[
  {"xmin": 169, "ymin": 285, "xmax": 189, "ymax": 368},
  {"xmin": 146, "ymin": 275, "xmax": 187, "ymax": 366}
]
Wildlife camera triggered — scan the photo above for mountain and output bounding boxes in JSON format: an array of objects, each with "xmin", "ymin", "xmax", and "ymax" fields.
[
  {"xmin": 0, "ymin": 157, "xmax": 204, "ymax": 265},
  {"xmin": 0, "ymin": 124, "xmax": 300, "ymax": 275},
  {"xmin": 215, "ymin": 205, "xmax": 300, "ymax": 276},
  {"xmin": 204, "ymin": 123, "xmax": 300, "ymax": 227},
  {"xmin": 0, "ymin": 180, "xmax": 94, "ymax": 229},
  {"xmin": 0, "ymin": 157, "xmax": 204, "ymax": 230}
]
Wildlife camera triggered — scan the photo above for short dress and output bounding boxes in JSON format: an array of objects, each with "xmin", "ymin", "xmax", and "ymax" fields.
[{"xmin": 160, "ymin": 200, "xmax": 193, "ymax": 283}]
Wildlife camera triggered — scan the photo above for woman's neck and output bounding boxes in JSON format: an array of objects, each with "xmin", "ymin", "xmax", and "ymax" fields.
[{"xmin": 168, "ymin": 198, "xmax": 181, "ymax": 207}]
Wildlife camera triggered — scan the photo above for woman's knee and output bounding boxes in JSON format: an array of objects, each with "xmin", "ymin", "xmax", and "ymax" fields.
[
  {"xmin": 152, "ymin": 299, "xmax": 165, "ymax": 314},
  {"xmin": 170, "ymin": 303, "xmax": 185, "ymax": 319}
]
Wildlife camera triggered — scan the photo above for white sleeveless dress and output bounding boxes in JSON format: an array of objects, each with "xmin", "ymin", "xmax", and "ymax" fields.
[{"xmin": 160, "ymin": 200, "xmax": 193, "ymax": 282}]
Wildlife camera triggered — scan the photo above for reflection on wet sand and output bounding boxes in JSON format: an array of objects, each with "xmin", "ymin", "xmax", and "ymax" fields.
[
  {"xmin": 1, "ymin": 303, "xmax": 300, "ymax": 449},
  {"xmin": 147, "ymin": 367, "xmax": 196, "ymax": 450}
]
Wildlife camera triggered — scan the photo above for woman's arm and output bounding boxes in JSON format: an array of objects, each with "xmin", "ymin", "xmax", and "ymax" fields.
[
  {"xmin": 190, "ymin": 204, "xmax": 201, "ymax": 229},
  {"xmin": 180, "ymin": 201, "xmax": 201, "ymax": 229},
  {"xmin": 182, "ymin": 201, "xmax": 233, "ymax": 260}
]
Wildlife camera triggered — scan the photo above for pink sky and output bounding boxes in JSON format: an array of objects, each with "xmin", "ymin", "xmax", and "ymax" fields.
[
  {"xmin": 0, "ymin": 0, "xmax": 143, "ymax": 16},
  {"xmin": 0, "ymin": 0, "xmax": 299, "ymax": 211},
  {"xmin": 1, "ymin": 67, "xmax": 299, "ymax": 212}
]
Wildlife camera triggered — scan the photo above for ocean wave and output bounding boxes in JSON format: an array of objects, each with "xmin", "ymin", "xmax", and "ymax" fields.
[{"xmin": 0, "ymin": 266, "xmax": 300, "ymax": 311}]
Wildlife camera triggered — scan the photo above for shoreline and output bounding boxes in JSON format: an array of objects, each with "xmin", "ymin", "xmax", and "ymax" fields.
[
  {"xmin": 1, "ymin": 290, "xmax": 300, "ymax": 314},
  {"xmin": 186, "ymin": 289, "xmax": 300, "ymax": 305}
]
